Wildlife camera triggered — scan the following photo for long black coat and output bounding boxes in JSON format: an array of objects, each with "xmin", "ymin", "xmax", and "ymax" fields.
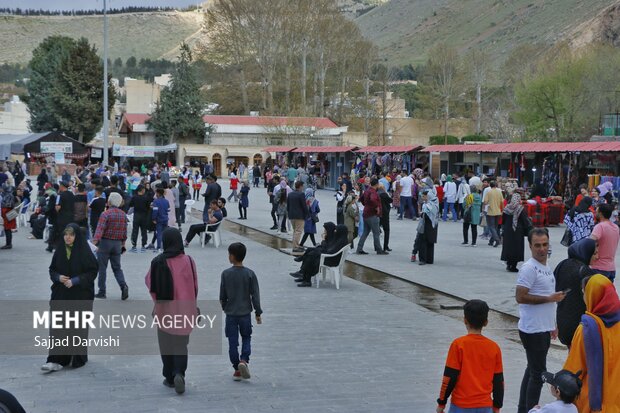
[{"xmin": 500, "ymin": 210, "xmax": 531, "ymax": 263}]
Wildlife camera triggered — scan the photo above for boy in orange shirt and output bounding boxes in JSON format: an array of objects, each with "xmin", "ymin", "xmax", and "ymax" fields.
[{"xmin": 437, "ymin": 299, "xmax": 504, "ymax": 413}]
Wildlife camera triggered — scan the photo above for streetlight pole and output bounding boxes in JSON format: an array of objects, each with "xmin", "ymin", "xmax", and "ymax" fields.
[{"xmin": 102, "ymin": 0, "xmax": 109, "ymax": 166}]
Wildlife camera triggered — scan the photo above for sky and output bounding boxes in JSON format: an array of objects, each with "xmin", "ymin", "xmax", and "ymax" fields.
[{"xmin": 0, "ymin": 1, "xmax": 203, "ymax": 10}]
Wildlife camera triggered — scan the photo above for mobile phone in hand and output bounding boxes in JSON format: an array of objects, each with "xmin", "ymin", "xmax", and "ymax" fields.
[{"xmin": 562, "ymin": 288, "xmax": 572, "ymax": 294}]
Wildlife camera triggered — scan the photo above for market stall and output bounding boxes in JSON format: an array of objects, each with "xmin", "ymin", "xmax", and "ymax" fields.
[
  {"xmin": 290, "ymin": 146, "xmax": 359, "ymax": 189},
  {"xmin": 354, "ymin": 145, "xmax": 424, "ymax": 176}
]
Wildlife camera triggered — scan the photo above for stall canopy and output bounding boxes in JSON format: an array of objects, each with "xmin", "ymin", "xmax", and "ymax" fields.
[
  {"xmin": 423, "ymin": 142, "xmax": 620, "ymax": 153},
  {"xmin": 262, "ymin": 146, "xmax": 297, "ymax": 152},
  {"xmin": 0, "ymin": 132, "xmax": 49, "ymax": 159},
  {"xmin": 291, "ymin": 146, "xmax": 358, "ymax": 153},
  {"xmin": 356, "ymin": 145, "xmax": 423, "ymax": 153}
]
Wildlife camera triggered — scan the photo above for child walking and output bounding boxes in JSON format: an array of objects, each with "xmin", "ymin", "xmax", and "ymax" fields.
[
  {"xmin": 437, "ymin": 299, "xmax": 504, "ymax": 413},
  {"xmin": 151, "ymin": 188, "xmax": 169, "ymax": 253},
  {"xmin": 219, "ymin": 242, "xmax": 262, "ymax": 381}
]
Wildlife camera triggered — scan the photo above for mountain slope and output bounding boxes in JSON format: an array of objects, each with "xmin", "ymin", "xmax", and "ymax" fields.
[
  {"xmin": 0, "ymin": 11, "xmax": 203, "ymax": 64},
  {"xmin": 355, "ymin": 0, "xmax": 620, "ymax": 65}
]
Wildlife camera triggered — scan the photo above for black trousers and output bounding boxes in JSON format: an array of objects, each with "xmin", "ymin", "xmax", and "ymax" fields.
[
  {"xmin": 517, "ymin": 331, "xmax": 551, "ymax": 413},
  {"xmin": 300, "ymin": 233, "xmax": 316, "ymax": 246},
  {"xmin": 462, "ymin": 222, "xmax": 477, "ymax": 244},
  {"xmin": 238, "ymin": 204, "xmax": 247, "ymax": 219},
  {"xmin": 4, "ymin": 229, "xmax": 11, "ymax": 246},
  {"xmin": 131, "ymin": 213, "xmax": 149, "ymax": 247},
  {"xmin": 179, "ymin": 199, "xmax": 187, "ymax": 223},
  {"xmin": 158, "ymin": 329, "xmax": 189, "ymax": 383},
  {"xmin": 380, "ymin": 217, "xmax": 390, "ymax": 250},
  {"xmin": 270, "ymin": 203, "xmax": 278, "ymax": 226},
  {"xmin": 185, "ymin": 223, "xmax": 206, "ymax": 243}
]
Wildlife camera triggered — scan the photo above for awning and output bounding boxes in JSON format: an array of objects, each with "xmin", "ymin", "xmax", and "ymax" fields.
[
  {"xmin": 262, "ymin": 146, "xmax": 296, "ymax": 152},
  {"xmin": 291, "ymin": 146, "xmax": 358, "ymax": 153},
  {"xmin": 422, "ymin": 142, "xmax": 620, "ymax": 153},
  {"xmin": 356, "ymin": 145, "xmax": 423, "ymax": 153}
]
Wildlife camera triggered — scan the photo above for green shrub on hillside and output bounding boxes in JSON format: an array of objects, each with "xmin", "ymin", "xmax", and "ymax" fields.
[
  {"xmin": 429, "ymin": 135, "xmax": 459, "ymax": 145},
  {"xmin": 460, "ymin": 134, "xmax": 492, "ymax": 142}
]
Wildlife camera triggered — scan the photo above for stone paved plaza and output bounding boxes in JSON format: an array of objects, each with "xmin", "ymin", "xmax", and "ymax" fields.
[{"xmin": 1, "ymin": 180, "xmax": 618, "ymax": 412}]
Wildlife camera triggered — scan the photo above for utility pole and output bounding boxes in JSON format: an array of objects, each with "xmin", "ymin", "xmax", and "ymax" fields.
[{"xmin": 102, "ymin": 0, "xmax": 109, "ymax": 166}]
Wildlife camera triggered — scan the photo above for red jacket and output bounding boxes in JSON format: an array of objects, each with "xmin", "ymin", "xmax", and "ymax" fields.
[{"xmin": 361, "ymin": 187, "xmax": 381, "ymax": 219}]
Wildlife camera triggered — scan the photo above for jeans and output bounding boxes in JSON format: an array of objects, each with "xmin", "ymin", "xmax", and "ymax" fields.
[
  {"xmin": 97, "ymin": 238, "xmax": 127, "ymax": 294},
  {"xmin": 443, "ymin": 201, "xmax": 457, "ymax": 221},
  {"xmin": 253, "ymin": 177, "xmax": 260, "ymax": 187},
  {"xmin": 399, "ymin": 196, "xmax": 416, "ymax": 219},
  {"xmin": 225, "ymin": 314, "xmax": 252, "ymax": 370},
  {"xmin": 158, "ymin": 329, "xmax": 189, "ymax": 383},
  {"xmin": 486, "ymin": 215, "xmax": 501, "ymax": 244},
  {"xmin": 131, "ymin": 213, "xmax": 149, "ymax": 248},
  {"xmin": 518, "ymin": 330, "xmax": 551, "ymax": 413},
  {"xmin": 449, "ymin": 406, "xmax": 492, "ymax": 413},
  {"xmin": 357, "ymin": 215, "xmax": 382, "ymax": 253},
  {"xmin": 227, "ymin": 189, "xmax": 238, "ymax": 202},
  {"xmin": 155, "ymin": 222, "xmax": 168, "ymax": 250},
  {"xmin": 591, "ymin": 268, "xmax": 616, "ymax": 282},
  {"xmin": 179, "ymin": 198, "xmax": 187, "ymax": 224}
]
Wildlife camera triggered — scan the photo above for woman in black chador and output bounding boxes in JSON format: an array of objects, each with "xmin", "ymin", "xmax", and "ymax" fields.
[{"xmin": 41, "ymin": 223, "xmax": 98, "ymax": 373}]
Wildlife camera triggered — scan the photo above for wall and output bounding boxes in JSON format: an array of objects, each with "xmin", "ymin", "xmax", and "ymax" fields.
[
  {"xmin": 0, "ymin": 97, "xmax": 30, "ymax": 134},
  {"xmin": 125, "ymin": 79, "xmax": 160, "ymax": 114},
  {"xmin": 208, "ymin": 133, "xmax": 343, "ymax": 147}
]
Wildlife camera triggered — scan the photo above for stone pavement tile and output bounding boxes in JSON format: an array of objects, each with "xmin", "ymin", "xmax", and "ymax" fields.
[{"xmin": 1, "ymin": 198, "xmax": 562, "ymax": 412}]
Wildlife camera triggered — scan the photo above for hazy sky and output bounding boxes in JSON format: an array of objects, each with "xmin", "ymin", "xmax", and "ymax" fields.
[{"xmin": 0, "ymin": 1, "xmax": 203, "ymax": 10}]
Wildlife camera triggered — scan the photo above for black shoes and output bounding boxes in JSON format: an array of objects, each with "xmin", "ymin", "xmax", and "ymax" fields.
[
  {"xmin": 377, "ymin": 251, "xmax": 389, "ymax": 255},
  {"xmin": 357, "ymin": 251, "xmax": 368, "ymax": 255},
  {"xmin": 297, "ymin": 281, "xmax": 312, "ymax": 287},
  {"xmin": 95, "ymin": 292, "xmax": 106, "ymax": 299},
  {"xmin": 289, "ymin": 272, "xmax": 302, "ymax": 278},
  {"xmin": 270, "ymin": 225, "xmax": 278, "ymax": 230},
  {"xmin": 121, "ymin": 285, "xmax": 129, "ymax": 301},
  {"xmin": 292, "ymin": 247, "xmax": 305, "ymax": 253},
  {"xmin": 0, "ymin": 245, "xmax": 11, "ymax": 249},
  {"xmin": 294, "ymin": 256, "xmax": 304, "ymax": 262},
  {"xmin": 384, "ymin": 247, "xmax": 392, "ymax": 252}
]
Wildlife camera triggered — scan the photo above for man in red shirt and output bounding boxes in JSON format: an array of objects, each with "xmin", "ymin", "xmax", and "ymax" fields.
[
  {"xmin": 92, "ymin": 192, "xmax": 128, "ymax": 300},
  {"xmin": 356, "ymin": 178, "xmax": 388, "ymax": 255}
]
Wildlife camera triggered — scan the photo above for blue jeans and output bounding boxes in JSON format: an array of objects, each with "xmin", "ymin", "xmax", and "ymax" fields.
[
  {"xmin": 449, "ymin": 406, "xmax": 492, "ymax": 413},
  {"xmin": 96, "ymin": 238, "xmax": 127, "ymax": 294},
  {"xmin": 592, "ymin": 268, "xmax": 616, "ymax": 282},
  {"xmin": 357, "ymin": 215, "xmax": 382, "ymax": 253},
  {"xmin": 225, "ymin": 314, "xmax": 252, "ymax": 370},
  {"xmin": 443, "ymin": 201, "xmax": 457, "ymax": 221},
  {"xmin": 486, "ymin": 215, "xmax": 501, "ymax": 244},
  {"xmin": 155, "ymin": 222, "xmax": 168, "ymax": 250},
  {"xmin": 399, "ymin": 196, "xmax": 416, "ymax": 219}
]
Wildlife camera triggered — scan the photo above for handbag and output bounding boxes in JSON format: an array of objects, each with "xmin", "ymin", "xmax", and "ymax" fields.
[
  {"xmin": 416, "ymin": 216, "xmax": 425, "ymax": 234},
  {"xmin": 312, "ymin": 214, "xmax": 320, "ymax": 223},
  {"xmin": 5, "ymin": 203, "xmax": 22, "ymax": 221},
  {"xmin": 560, "ymin": 228, "xmax": 573, "ymax": 247},
  {"xmin": 463, "ymin": 207, "xmax": 472, "ymax": 223}
]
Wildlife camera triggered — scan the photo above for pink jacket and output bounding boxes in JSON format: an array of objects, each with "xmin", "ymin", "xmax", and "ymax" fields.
[{"xmin": 145, "ymin": 255, "xmax": 198, "ymax": 335}]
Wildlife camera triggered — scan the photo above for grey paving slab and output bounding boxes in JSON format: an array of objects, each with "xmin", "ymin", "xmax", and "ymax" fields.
[{"xmin": 0, "ymin": 181, "xmax": 577, "ymax": 412}]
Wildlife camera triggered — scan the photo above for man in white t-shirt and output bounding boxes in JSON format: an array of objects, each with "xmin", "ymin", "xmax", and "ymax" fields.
[
  {"xmin": 398, "ymin": 172, "xmax": 416, "ymax": 220},
  {"xmin": 515, "ymin": 228, "xmax": 566, "ymax": 413}
]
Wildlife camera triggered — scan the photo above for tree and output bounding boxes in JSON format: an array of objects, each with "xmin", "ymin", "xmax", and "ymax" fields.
[
  {"xmin": 27, "ymin": 36, "xmax": 76, "ymax": 133},
  {"xmin": 464, "ymin": 49, "xmax": 490, "ymax": 135},
  {"xmin": 50, "ymin": 37, "xmax": 116, "ymax": 143},
  {"xmin": 148, "ymin": 43, "xmax": 205, "ymax": 145},
  {"xmin": 426, "ymin": 43, "xmax": 461, "ymax": 142}
]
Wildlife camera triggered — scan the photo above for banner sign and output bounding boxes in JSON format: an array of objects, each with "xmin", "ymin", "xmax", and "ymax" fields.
[
  {"xmin": 90, "ymin": 148, "xmax": 103, "ymax": 158},
  {"xmin": 41, "ymin": 142, "xmax": 72, "ymax": 153},
  {"xmin": 54, "ymin": 153, "xmax": 66, "ymax": 164},
  {"xmin": 113, "ymin": 145, "xmax": 155, "ymax": 157}
]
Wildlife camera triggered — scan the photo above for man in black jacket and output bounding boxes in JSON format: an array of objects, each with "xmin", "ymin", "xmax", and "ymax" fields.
[
  {"xmin": 202, "ymin": 175, "xmax": 222, "ymax": 216},
  {"xmin": 287, "ymin": 181, "xmax": 309, "ymax": 252},
  {"xmin": 267, "ymin": 175, "xmax": 280, "ymax": 230},
  {"xmin": 129, "ymin": 185, "xmax": 150, "ymax": 252}
]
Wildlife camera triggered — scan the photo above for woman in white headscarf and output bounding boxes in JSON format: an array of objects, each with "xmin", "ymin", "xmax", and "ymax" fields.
[{"xmin": 411, "ymin": 187, "xmax": 439, "ymax": 265}]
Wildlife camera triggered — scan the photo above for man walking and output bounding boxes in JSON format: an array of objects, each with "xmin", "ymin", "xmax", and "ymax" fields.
[
  {"xmin": 483, "ymin": 181, "xmax": 503, "ymax": 247},
  {"xmin": 267, "ymin": 175, "xmax": 281, "ymax": 230},
  {"xmin": 252, "ymin": 164, "xmax": 261, "ymax": 188},
  {"xmin": 93, "ymin": 192, "xmax": 129, "ymax": 300},
  {"xmin": 515, "ymin": 228, "xmax": 566, "ymax": 413},
  {"xmin": 128, "ymin": 185, "xmax": 150, "ymax": 253},
  {"xmin": 286, "ymin": 181, "xmax": 308, "ymax": 253},
  {"xmin": 590, "ymin": 203, "xmax": 619, "ymax": 281},
  {"xmin": 357, "ymin": 178, "xmax": 388, "ymax": 255},
  {"xmin": 398, "ymin": 172, "xmax": 415, "ymax": 220}
]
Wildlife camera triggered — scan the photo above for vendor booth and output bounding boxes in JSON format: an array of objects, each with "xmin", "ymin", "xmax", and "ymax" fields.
[
  {"xmin": 354, "ymin": 145, "xmax": 424, "ymax": 175},
  {"xmin": 290, "ymin": 146, "xmax": 359, "ymax": 189}
]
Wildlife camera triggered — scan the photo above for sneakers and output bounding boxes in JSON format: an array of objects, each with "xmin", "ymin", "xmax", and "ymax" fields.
[
  {"xmin": 461, "ymin": 241, "xmax": 468, "ymax": 246},
  {"xmin": 41, "ymin": 362, "xmax": 63, "ymax": 373},
  {"xmin": 233, "ymin": 370, "xmax": 242, "ymax": 381},
  {"xmin": 238, "ymin": 361, "xmax": 251, "ymax": 379},
  {"xmin": 130, "ymin": 247, "xmax": 138, "ymax": 253},
  {"xmin": 145, "ymin": 244, "xmax": 155, "ymax": 250},
  {"xmin": 121, "ymin": 285, "xmax": 129, "ymax": 301},
  {"xmin": 163, "ymin": 379, "xmax": 174, "ymax": 388},
  {"xmin": 183, "ymin": 241, "xmax": 189, "ymax": 248},
  {"xmin": 173, "ymin": 373, "xmax": 185, "ymax": 394},
  {"xmin": 95, "ymin": 292, "xmax": 106, "ymax": 299},
  {"xmin": 140, "ymin": 247, "xmax": 147, "ymax": 253},
  {"xmin": 470, "ymin": 243, "xmax": 477, "ymax": 247},
  {"xmin": 270, "ymin": 225, "xmax": 278, "ymax": 230},
  {"xmin": 377, "ymin": 250, "xmax": 389, "ymax": 255}
]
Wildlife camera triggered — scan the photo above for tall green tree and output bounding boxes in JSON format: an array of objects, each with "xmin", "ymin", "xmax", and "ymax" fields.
[
  {"xmin": 27, "ymin": 36, "xmax": 76, "ymax": 132},
  {"xmin": 50, "ymin": 37, "xmax": 115, "ymax": 143},
  {"xmin": 148, "ymin": 43, "xmax": 205, "ymax": 145}
]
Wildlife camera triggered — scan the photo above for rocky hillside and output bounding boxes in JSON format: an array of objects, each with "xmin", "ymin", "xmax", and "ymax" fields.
[
  {"xmin": 0, "ymin": 11, "xmax": 203, "ymax": 64},
  {"xmin": 355, "ymin": 0, "xmax": 620, "ymax": 65}
]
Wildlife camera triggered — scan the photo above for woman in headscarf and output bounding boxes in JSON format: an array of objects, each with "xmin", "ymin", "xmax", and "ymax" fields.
[
  {"xmin": 295, "ymin": 224, "xmax": 349, "ymax": 287},
  {"xmin": 501, "ymin": 193, "xmax": 531, "ymax": 272},
  {"xmin": 291, "ymin": 222, "xmax": 336, "ymax": 270},
  {"xmin": 554, "ymin": 238, "xmax": 598, "ymax": 348},
  {"xmin": 411, "ymin": 188, "xmax": 439, "ymax": 265},
  {"xmin": 462, "ymin": 186, "xmax": 482, "ymax": 246},
  {"xmin": 563, "ymin": 274, "xmax": 620, "ymax": 412},
  {"xmin": 145, "ymin": 227, "xmax": 198, "ymax": 394},
  {"xmin": 37, "ymin": 168, "xmax": 49, "ymax": 192},
  {"xmin": 392, "ymin": 175, "xmax": 401, "ymax": 214},
  {"xmin": 596, "ymin": 181, "xmax": 614, "ymax": 205},
  {"xmin": 590, "ymin": 187, "xmax": 605, "ymax": 210},
  {"xmin": 343, "ymin": 192, "xmax": 359, "ymax": 248},
  {"xmin": 300, "ymin": 188, "xmax": 320, "ymax": 247},
  {"xmin": 564, "ymin": 197, "xmax": 595, "ymax": 245},
  {"xmin": 41, "ymin": 223, "xmax": 98, "ymax": 373},
  {"xmin": 0, "ymin": 184, "xmax": 16, "ymax": 249},
  {"xmin": 377, "ymin": 184, "xmax": 392, "ymax": 252}
]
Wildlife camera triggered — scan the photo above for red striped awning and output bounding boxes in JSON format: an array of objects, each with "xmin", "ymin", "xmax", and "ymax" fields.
[
  {"xmin": 291, "ymin": 146, "xmax": 357, "ymax": 153},
  {"xmin": 262, "ymin": 146, "xmax": 297, "ymax": 152},
  {"xmin": 356, "ymin": 145, "xmax": 423, "ymax": 153},
  {"xmin": 422, "ymin": 142, "xmax": 620, "ymax": 153}
]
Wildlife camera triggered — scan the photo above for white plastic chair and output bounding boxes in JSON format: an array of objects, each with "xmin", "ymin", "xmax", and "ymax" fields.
[
  {"xmin": 316, "ymin": 246, "xmax": 349, "ymax": 290},
  {"xmin": 200, "ymin": 220, "xmax": 223, "ymax": 248},
  {"xmin": 184, "ymin": 200, "xmax": 196, "ymax": 223},
  {"xmin": 17, "ymin": 201, "xmax": 31, "ymax": 228}
]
